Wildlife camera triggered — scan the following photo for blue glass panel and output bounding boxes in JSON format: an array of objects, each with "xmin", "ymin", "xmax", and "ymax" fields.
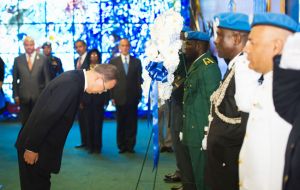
[
  {"xmin": 101, "ymin": 52, "xmax": 111, "ymax": 64},
  {"xmin": 73, "ymin": 23, "xmax": 102, "ymax": 50},
  {"xmin": 100, "ymin": 1, "xmax": 129, "ymax": 24},
  {"xmin": 100, "ymin": 23, "xmax": 126, "ymax": 56},
  {"xmin": 45, "ymin": 23, "xmax": 74, "ymax": 53},
  {"xmin": 18, "ymin": 0, "xmax": 46, "ymax": 24},
  {"xmin": 73, "ymin": 0, "xmax": 100, "ymax": 23},
  {"xmin": 0, "ymin": 0, "xmax": 18, "ymax": 24},
  {"xmin": 46, "ymin": 0, "xmax": 73, "ymax": 23},
  {"xmin": 0, "ymin": 25, "xmax": 19, "ymax": 53},
  {"xmin": 128, "ymin": 1, "xmax": 151, "ymax": 23}
]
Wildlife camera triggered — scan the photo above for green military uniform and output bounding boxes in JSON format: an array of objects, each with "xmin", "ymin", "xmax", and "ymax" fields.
[
  {"xmin": 182, "ymin": 52, "xmax": 221, "ymax": 190},
  {"xmin": 170, "ymin": 51, "xmax": 197, "ymax": 189}
]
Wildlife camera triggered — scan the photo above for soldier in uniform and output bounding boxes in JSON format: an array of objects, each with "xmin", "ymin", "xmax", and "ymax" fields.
[
  {"xmin": 236, "ymin": 13, "xmax": 297, "ymax": 190},
  {"xmin": 165, "ymin": 27, "xmax": 197, "ymax": 190},
  {"xmin": 203, "ymin": 12, "xmax": 250, "ymax": 190},
  {"xmin": 182, "ymin": 31, "xmax": 221, "ymax": 190},
  {"xmin": 42, "ymin": 42, "xmax": 64, "ymax": 80}
]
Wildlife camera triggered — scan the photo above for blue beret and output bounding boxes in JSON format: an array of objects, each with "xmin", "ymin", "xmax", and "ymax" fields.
[
  {"xmin": 214, "ymin": 12, "xmax": 250, "ymax": 32},
  {"xmin": 182, "ymin": 26, "xmax": 192, "ymax": 32},
  {"xmin": 252, "ymin": 13, "xmax": 298, "ymax": 32},
  {"xmin": 185, "ymin": 31, "xmax": 210, "ymax": 42}
]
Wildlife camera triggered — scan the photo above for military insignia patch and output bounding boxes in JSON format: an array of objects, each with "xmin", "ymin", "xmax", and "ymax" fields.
[{"xmin": 203, "ymin": 58, "xmax": 214, "ymax": 65}]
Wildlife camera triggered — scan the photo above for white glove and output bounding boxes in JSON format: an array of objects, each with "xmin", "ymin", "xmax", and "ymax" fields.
[
  {"xmin": 179, "ymin": 132, "xmax": 183, "ymax": 141},
  {"xmin": 280, "ymin": 33, "xmax": 300, "ymax": 70}
]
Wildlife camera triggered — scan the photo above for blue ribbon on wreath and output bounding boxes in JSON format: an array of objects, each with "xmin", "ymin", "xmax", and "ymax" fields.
[{"xmin": 145, "ymin": 61, "xmax": 168, "ymax": 168}]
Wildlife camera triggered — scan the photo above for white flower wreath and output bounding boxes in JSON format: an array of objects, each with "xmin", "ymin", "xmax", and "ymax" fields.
[{"xmin": 142, "ymin": 9, "xmax": 184, "ymax": 105}]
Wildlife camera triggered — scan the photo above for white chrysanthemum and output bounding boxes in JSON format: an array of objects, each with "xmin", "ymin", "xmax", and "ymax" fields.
[{"xmin": 143, "ymin": 9, "xmax": 184, "ymax": 105}]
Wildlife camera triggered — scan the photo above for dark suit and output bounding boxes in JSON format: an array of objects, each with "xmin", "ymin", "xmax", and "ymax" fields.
[
  {"xmin": 273, "ymin": 60, "xmax": 300, "ymax": 190},
  {"xmin": 74, "ymin": 54, "xmax": 89, "ymax": 146},
  {"xmin": 110, "ymin": 55, "xmax": 142, "ymax": 151},
  {"xmin": 13, "ymin": 53, "xmax": 50, "ymax": 125},
  {"xmin": 205, "ymin": 65, "xmax": 248, "ymax": 190},
  {"xmin": 15, "ymin": 70, "xmax": 85, "ymax": 190},
  {"xmin": 81, "ymin": 63, "xmax": 109, "ymax": 153}
]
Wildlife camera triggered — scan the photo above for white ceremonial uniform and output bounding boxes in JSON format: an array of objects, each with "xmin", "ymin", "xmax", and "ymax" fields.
[{"xmin": 235, "ymin": 61, "xmax": 292, "ymax": 190}]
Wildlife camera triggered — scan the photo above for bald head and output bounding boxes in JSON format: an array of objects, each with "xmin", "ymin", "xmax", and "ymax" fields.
[
  {"xmin": 244, "ymin": 25, "xmax": 293, "ymax": 74},
  {"xmin": 119, "ymin": 39, "xmax": 130, "ymax": 56}
]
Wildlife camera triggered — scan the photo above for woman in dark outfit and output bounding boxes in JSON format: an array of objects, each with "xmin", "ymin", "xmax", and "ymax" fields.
[{"xmin": 82, "ymin": 49, "xmax": 109, "ymax": 154}]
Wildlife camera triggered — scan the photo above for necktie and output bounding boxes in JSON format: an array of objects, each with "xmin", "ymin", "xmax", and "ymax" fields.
[
  {"xmin": 258, "ymin": 74, "xmax": 264, "ymax": 85},
  {"xmin": 123, "ymin": 56, "xmax": 128, "ymax": 74},
  {"xmin": 77, "ymin": 56, "xmax": 82, "ymax": 70},
  {"xmin": 27, "ymin": 55, "xmax": 32, "ymax": 71}
]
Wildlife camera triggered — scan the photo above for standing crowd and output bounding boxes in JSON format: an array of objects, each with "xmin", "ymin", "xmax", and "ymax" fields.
[{"xmin": 162, "ymin": 12, "xmax": 300, "ymax": 190}]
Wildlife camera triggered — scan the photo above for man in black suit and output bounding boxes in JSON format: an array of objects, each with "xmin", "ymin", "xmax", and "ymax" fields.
[
  {"xmin": 13, "ymin": 36, "xmax": 50, "ymax": 126},
  {"xmin": 110, "ymin": 38, "xmax": 143, "ymax": 153},
  {"xmin": 15, "ymin": 64, "xmax": 118, "ymax": 190},
  {"xmin": 273, "ymin": 34, "xmax": 300, "ymax": 190},
  {"xmin": 74, "ymin": 39, "xmax": 89, "ymax": 149}
]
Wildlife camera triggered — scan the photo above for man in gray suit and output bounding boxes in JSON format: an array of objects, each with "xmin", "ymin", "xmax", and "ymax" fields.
[
  {"xmin": 13, "ymin": 36, "xmax": 50, "ymax": 126},
  {"xmin": 110, "ymin": 38, "xmax": 143, "ymax": 153}
]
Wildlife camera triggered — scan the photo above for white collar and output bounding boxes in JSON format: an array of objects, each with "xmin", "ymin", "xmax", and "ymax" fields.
[
  {"xmin": 80, "ymin": 52, "xmax": 87, "ymax": 62},
  {"xmin": 228, "ymin": 52, "xmax": 243, "ymax": 69},
  {"xmin": 83, "ymin": 69, "xmax": 87, "ymax": 91},
  {"xmin": 121, "ymin": 54, "xmax": 130, "ymax": 63},
  {"xmin": 26, "ymin": 51, "xmax": 37, "ymax": 60}
]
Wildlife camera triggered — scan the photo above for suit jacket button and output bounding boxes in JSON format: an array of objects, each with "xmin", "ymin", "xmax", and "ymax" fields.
[
  {"xmin": 239, "ymin": 181, "xmax": 243, "ymax": 188},
  {"xmin": 290, "ymin": 143, "xmax": 295, "ymax": 149},
  {"xmin": 283, "ymin": 175, "xmax": 289, "ymax": 183}
]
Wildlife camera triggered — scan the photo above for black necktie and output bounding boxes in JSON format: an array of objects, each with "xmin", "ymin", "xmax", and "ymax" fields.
[{"xmin": 258, "ymin": 74, "xmax": 264, "ymax": 85}]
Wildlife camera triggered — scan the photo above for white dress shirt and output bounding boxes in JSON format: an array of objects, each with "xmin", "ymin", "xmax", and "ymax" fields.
[
  {"xmin": 26, "ymin": 51, "xmax": 37, "ymax": 65},
  {"xmin": 121, "ymin": 54, "xmax": 130, "ymax": 64}
]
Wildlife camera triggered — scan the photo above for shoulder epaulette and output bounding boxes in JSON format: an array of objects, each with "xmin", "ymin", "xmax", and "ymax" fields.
[{"xmin": 203, "ymin": 57, "xmax": 215, "ymax": 65}]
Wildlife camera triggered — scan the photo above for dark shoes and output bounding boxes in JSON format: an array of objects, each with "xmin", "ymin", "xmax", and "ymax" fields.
[
  {"xmin": 164, "ymin": 173, "xmax": 181, "ymax": 183},
  {"xmin": 171, "ymin": 185, "xmax": 183, "ymax": 190},
  {"xmin": 75, "ymin": 144, "xmax": 86, "ymax": 149},
  {"xmin": 88, "ymin": 148, "xmax": 101, "ymax": 154},
  {"xmin": 118, "ymin": 148, "xmax": 127, "ymax": 154},
  {"xmin": 160, "ymin": 146, "xmax": 174, "ymax": 153},
  {"xmin": 118, "ymin": 148, "xmax": 135, "ymax": 154}
]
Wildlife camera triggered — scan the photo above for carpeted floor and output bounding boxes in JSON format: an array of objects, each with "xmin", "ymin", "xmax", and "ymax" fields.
[{"xmin": 0, "ymin": 120, "xmax": 179, "ymax": 190}]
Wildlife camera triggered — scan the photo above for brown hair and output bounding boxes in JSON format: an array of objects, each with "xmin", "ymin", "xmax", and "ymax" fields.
[{"xmin": 94, "ymin": 64, "xmax": 118, "ymax": 82}]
